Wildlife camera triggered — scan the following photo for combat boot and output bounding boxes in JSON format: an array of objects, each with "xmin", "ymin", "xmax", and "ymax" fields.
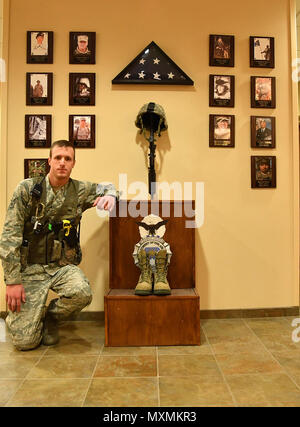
[
  {"xmin": 135, "ymin": 249, "xmax": 152, "ymax": 296},
  {"xmin": 42, "ymin": 311, "xmax": 59, "ymax": 346},
  {"xmin": 153, "ymin": 249, "xmax": 171, "ymax": 295}
]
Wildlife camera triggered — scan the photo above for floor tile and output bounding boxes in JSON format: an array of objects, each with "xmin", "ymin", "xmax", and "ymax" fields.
[
  {"xmin": 0, "ymin": 340, "xmax": 16, "ymax": 355},
  {"xmin": 268, "ymin": 401, "xmax": 300, "ymax": 407},
  {"xmin": 292, "ymin": 375, "xmax": 300, "ymax": 388},
  {"xmin": 271, "ymin": 350, "xmax": 300, "ymax": 377},
  {"xmin": 84, "ymin": 377, "xmax": 158, "ymax": 407},
  {"xmin": 27, "ymin": 355, "xmax": 98, "ymax": 379},
  {"xmin": 1, "ymin": 315, "xmax": 298, "ymax": 407},
  {"xmin": 202, "ymin": 319, "xmax": 254, "ymax": 339},
  {"xmin": 257, "ymin": 333, "xmax": 300, "ymax": 353},
  {"xmin": 159, "ymin": 376, "xmax": 234, "ymax": 407},
  {"xmin": 158, "ymin": 344, "xmax": 212, "ymax": 356},
  {"xmin": 94, "ymin": 355, "xmax": 157, "ymax": 377},
  {"xmin": 0, "ymin": 356, "xmax": 40, "ymax": 379},
  {"xmin": 45, "ymin": 336, "xmax": 103, "ymax": 355},
  {"xmin": 0, "ymin": 380, "xmax": 23, "ymax": 406},
  {"xmin": 0, "ymin": 339, "xmax": 48, "ymax": 356},
  {"xmin": 245, "ymin": 318, "xmax": 292, "ymax": 336},
  {"xmin": 101, "ymin": 346, "xmax": 156, "ymax": 356},
  {"xmin": 158, "ymin": 355, "xmax": 221, "ymax": 377},
  {"xmin": 209, "ymin": 335, "xmax": 265, "ymax": 355},
  {"xmin": 215, "ymin": 351, "xmax": 283, "ymax": 376},
  {"xmin": 59, "ymin": 321, "xmax": 105, "ymax": 340},
  {"xmin": 6, "ymin": 379, "xmax": 90, "ymax": 407},
  {"xmin": 226, "ymin": 373, "xmax": 300, "ymax": 406}
]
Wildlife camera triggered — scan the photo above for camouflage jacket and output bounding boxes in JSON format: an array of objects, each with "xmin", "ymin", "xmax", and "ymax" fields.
[{"xmin": 0, "ymin": 175, "xmax": 117, "ymax": 285}]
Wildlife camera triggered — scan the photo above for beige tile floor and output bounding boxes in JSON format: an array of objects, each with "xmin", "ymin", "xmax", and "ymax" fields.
[{"xmin": 0, "ymin": 316, "xmax": 300, "ymax": 407}]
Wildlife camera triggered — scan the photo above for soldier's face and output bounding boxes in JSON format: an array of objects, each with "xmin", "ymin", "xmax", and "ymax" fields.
[
  {"xmin": 78, "ymin": 40, "xmax": 88, "ymax": 51},
  {"xmin": 48, "ymin": 146, "xmax": 75, "ymax": 181},
  {"xmin": 37, "ymin": 35, "xmax": 44, "ymax": 45},
  {"xmin": 259, "ymin": 163, "xmax": 269, "ymax": 173},
  {"xmin": 260, "ymin": 121, "xmax": 266, "ymax": 128}
]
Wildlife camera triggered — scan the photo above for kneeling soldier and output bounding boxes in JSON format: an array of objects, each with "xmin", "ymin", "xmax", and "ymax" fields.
[{"xmin": 0, "ymin": 140, "xmax": 117, "ymax": 350}]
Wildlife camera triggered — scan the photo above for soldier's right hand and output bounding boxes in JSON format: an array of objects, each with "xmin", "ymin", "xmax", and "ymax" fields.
[{"xmin": 6, "ymin": 284, "xmax": 26, "ymax": 312}]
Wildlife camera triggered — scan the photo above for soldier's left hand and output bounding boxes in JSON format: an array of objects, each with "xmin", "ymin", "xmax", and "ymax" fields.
[{"xmin": 93, "ymin": 195, "xmax": 115, "ymax": 212}]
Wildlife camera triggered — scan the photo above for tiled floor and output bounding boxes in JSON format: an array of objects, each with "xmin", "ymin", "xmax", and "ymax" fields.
[{"xmin": 1, "ymin": 316, "xmax": 300, "ymax": 407}]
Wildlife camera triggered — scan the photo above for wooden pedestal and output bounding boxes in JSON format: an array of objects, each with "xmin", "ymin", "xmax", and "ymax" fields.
[
  {"xmin": 105, "ymin": 289, "xmax": 200, "ymax": 346},
  {"xmin": 105, "ymin": 200, "xmax": 200, "ymax": 346}
]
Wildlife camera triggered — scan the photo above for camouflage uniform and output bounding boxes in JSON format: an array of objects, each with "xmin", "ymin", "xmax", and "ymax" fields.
[{"xmin": 0, "ymin": 175, "xmax": 117, "ymax": 350}]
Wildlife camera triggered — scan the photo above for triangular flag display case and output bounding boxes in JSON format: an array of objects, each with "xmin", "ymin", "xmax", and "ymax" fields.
[
  {"xmin": 104, "ymin": 200, "xmax": 200, "ymax": 347},
  {"xmin": 112, "ymin": 41, "xmax": 194, "ymax": 85}
]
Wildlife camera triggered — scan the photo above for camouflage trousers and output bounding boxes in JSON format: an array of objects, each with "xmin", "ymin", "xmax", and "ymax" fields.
[{"xmin": 6, "ymin": 264, "xmax": 92, "ymax": 351}]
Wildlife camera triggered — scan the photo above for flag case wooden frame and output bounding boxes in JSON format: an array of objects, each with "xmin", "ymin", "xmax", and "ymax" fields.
[{"xmin": 104, "ymin": 200, "xmax": 200, "ymax": 346}]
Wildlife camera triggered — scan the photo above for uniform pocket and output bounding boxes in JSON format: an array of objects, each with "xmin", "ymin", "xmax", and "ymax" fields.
[{"xmin": 59, "ymin": 241, "xmax": 82, "ymax": 266}]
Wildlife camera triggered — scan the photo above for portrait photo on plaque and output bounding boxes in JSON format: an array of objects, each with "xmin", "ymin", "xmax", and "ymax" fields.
[
  {"xmin": 26, "ymin": 72, "xmax": 53, "ymax": 106},
  {"xmin": 25, "ymin": 114, "xmax": 51, "ymax": 148},
  {"xmin": 251, "ymin": 116, "xmax": 275, "ymax": 148},
  {"xmin": 69, "ymin": 73, "xmax": 95, "ymax": 106},
  {"xmin": 251, "ymin": 156, "xmax": 276, "ymax": 188},
  {"xmin": 251, "ymin": 76, "xmax": 275, "ymax": 108},
  {"xmin": 69, "ymin": 32, "xmax": 95, "ymax": 64},
  {"xmin": 209, "ymin": 74, "xmax": 234, "ymax": 107},
  {"xmin": 250, "ymin": 36, "xmax": 274, "ymax": 68},
  {"xmin": 27, "ymin": 31, "xmax": 53, "ymax": 64},
  {"xmin": 24, "ymin": 158, "xmax": 50, "ymax": 179},
  {"xmin": 209, "ymin": 114, "xmax": 235, "ymax": 147},
  {"xmin": 209, "ymin": 34, "xmax": 234, "ymax": 67},
  {"xmin": 69, "ymin": 115, "xmax": 95, "ymax": 148}
]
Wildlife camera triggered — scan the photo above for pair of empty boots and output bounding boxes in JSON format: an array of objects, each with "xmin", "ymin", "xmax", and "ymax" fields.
[{"xmin": 135, "ymin": 249, "xmax": 171, "ymax": 296}]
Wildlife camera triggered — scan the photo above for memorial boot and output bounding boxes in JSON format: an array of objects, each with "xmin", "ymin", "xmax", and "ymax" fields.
[
  {"xmin": 134, "ymin": 249, "xmax": 152, "ymax": 296},
  {"xmin": 42, "ymin": 311, "xmax": 59, "ymax": 346},
  {"xmin": 153, "ymin": 249, "xmax": 171, "ymax": 295}
]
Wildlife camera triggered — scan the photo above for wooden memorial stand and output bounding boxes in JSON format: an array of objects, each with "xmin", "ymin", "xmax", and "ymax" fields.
[{"xmin": 104, "ymin": 200, "xmax": 200, "ymax": 346}]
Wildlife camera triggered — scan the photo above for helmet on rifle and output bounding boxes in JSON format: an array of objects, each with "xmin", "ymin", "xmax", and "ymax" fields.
[{"xmin": 135, "ymin": 102, "xmax": 168, "ymax": 136}]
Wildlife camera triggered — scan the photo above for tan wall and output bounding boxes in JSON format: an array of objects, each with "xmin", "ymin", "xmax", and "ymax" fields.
[
  {"xmin": 0, "ymin": 0, "xmax": 298, "ymax": 312},
  {"xmin": 0, "ymin": 0, "xmax": 8, "ymax": 311}
]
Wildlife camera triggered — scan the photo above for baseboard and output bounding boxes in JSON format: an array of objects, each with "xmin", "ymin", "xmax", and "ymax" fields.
[
  {"xmin": 200, "ymin": 306, "xmax": 300, "ymax": 319},
  {"xmin": 1, "ymin": 307, "xmax": 299, "ymax": 321}
]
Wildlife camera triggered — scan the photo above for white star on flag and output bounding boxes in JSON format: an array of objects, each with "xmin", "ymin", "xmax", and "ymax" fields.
[
  {"xmin": 153, "ymin": 58, "xmax": 160, "ymax": 65},
  {"xmin": 124, "ymin": 73, "xmax": 131, "ymax": 79},
  {"xmin": 138, "ymin": 71, "xmax": 146, "ymax": 79},
  {"xmin": 153, "ymin": 72, "xmax": 161, "ymax": 80},
  {"xmin": 168, "ymin": 72, "xmax": 175, "ymax": 79},
  {"xmin": 139, "ymin": 58, "xmax": 146, "ymax": 65}
]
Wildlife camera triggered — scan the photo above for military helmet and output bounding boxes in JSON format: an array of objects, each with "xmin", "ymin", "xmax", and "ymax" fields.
[{"xmin": 135, "ymin": 102, "xmax": 167, "ymax": 136}]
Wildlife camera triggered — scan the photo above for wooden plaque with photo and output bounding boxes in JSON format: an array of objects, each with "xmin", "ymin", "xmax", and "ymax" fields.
[
  {"xmin": 209, "ymin": 35, "xmax": 234, "ymax": 67},
  {"xmin": 27, "ymin": 31, "xmax": 53, "ymax": 64},
  {"xmin": 251, "ymin": 76, "xmax": 276, "ymax": 108},
  {"xmin": 250, "ymin": 36, "xmax": 274, "ymax": 68},
  {"xmin": 26, "ymin": 72, "xmax": 53, "ymax": 106},
  {"xmin": 25, "ymin": 115, "xmax": 52, "ymax": 148},
  {"xmin": 69, "ymin": 115, "xmax": 95, "ymax": 148},
  {"xmin": 251, "ymin": 116, "xmax": 275, "ymax": 148},
  {"xmin": 69, "ymin": 73, "xmax": 95, "ymax": 106},
  {"xmin": 209, "ymin": 114, "xmax": 235, "ymax": 147},
  {"xmin": 251, "ymin": 156, "xmax": 276, "ymax": 188},
  {"xmin": 209, "ymin": 74, "xmax": 235, "ymax": 107},
  {"xmin": 69, "ymin": 32, "xmax": 96, "ymax": 64},
  {"xmin": 24, "ymin": 158, "xmax": 50, "ymax": 179}
]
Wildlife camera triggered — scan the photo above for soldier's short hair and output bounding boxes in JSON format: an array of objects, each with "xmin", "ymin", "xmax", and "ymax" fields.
[
  {"xmin": 50, "ymin": 140, "xmax": 75, "ymax": 160},
  {"xmin": 258, "ymin": 158, "xmax": 269, "ymax": 166}
]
